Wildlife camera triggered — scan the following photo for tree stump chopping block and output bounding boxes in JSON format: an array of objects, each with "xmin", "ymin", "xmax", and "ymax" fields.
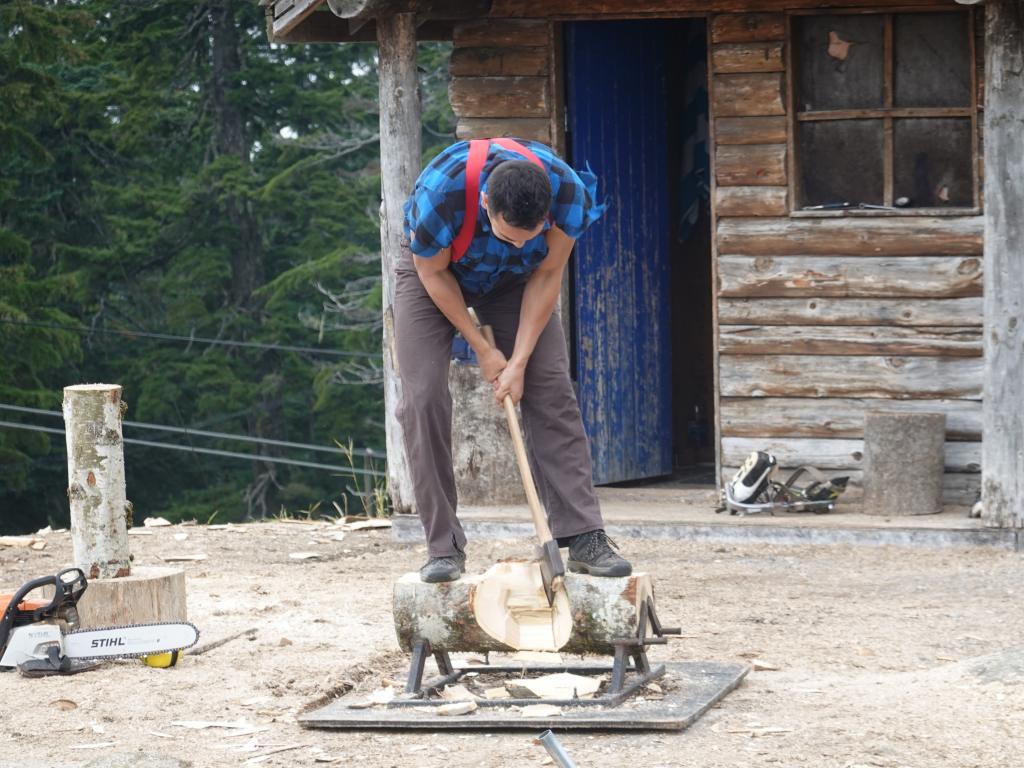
[
  {"xmin": 393, "ymin": 562, "xmax": 655, "ymax": 655},
  {"xmin": 863, "ymin": 411, "xmax": 946, "ymax": 516},
  {"xmin": 75, "ymin": 565, "xmax": 188, "ymax": 630}
]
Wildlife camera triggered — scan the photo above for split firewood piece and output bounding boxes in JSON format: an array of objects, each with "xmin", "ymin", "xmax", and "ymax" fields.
[
  {"xmin": 393, "ymin": 567, "xmax": 654, "ymax": 655},
  {"xmin": 435, "ymin": 701, "xmax": 478, "ymax": 716},
  {"xmin": 515, "ymin": 673, "xmax": 600, "ymax": 700},
  {"xmin": 368, "ymin": 686, "xmax": 396, "ymax": 705},
  {"xmin": 159, "ymin": 553, "xmax": 208, "ymax": 562},
  {"xmin": 520, "ymin": 704, "xmax": 562, "ymax": 718},
  {"xmin": 439, "ymin": 684, "xmax": 477, "ymax": 702},
  {"xmin": 346, "ymin": 686, "xmax": 396, "ymax": 709}
]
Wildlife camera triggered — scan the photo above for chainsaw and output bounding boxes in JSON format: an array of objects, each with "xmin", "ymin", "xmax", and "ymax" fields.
[{"xmin": 0, "ymin": 568, "xmax": 199, "ymax": 677}]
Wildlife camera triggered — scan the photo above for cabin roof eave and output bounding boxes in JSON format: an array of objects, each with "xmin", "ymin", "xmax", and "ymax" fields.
[{"xmin": 267, "ymin": 0, "xmax": 490, "ymax": 44}]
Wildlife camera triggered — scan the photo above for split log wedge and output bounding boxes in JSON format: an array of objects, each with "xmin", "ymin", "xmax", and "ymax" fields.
[{"xmin": 393, "ymin": 564, "xmax": 654, "ymax": 655}]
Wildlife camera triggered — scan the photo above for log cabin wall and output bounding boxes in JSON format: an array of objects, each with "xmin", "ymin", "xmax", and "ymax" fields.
[
  {"xmin": 449, "ymin": 19, "xmax": 560, "ymax": 151},
  {"xmin": 448, "ymin": 5, "xmax": 984, "ymax": 506},
  {"xmin": 710, "ymin": 10, "xmax": 984, "ymax": 505}
]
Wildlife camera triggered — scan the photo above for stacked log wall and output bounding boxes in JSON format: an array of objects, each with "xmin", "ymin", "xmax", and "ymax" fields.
[
  {"xmin": 710, "ymin": 12, "xmax": 984, "ymax": 506},
  {"xmin": 446, "ymin": 8, "xmax": 984, "ymax": 507},
  {"xmin": 449, "ymin": 19, "xmax": 558, "ymax": 148}
]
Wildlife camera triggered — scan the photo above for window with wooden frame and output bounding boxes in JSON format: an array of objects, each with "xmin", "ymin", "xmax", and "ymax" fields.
[{"xmin": 790, "ymin": 10, "xmax": 979, "ymax": 213}]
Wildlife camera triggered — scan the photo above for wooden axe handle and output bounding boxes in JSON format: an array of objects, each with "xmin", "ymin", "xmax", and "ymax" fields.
[{"xmin": 479, "ymin": 326, "xmax": 554, "ymax": 546}]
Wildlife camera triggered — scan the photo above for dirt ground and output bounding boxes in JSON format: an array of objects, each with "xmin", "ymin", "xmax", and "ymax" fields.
[{"xmin": 2, "ymin": 518, "xmax": 1023, "ymax": 768}]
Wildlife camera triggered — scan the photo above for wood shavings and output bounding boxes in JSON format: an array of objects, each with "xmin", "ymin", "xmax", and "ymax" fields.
[
  {"xmin": 171, "ymin": 719, "xmax": 255, "ymax": 730},
  {"xmin": 520, "ymin": 704, "xmax": 562, "ymax": 718},
  {"xmin": 339, "ymin": 518, "xmax": 391, "ymax": 531},
  {"xmin": 245, "ymin": 743, "xmax": 307, "ymax": 764},
  {"xmin": 0, "ymin": 536, "xmax": 45, "ymax": 549}
]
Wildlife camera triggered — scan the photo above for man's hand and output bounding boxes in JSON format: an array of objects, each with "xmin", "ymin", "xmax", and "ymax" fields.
[
  {"xmin": 477, "ymin": 344, "xmax": 508, "ymax": 385},
  {"xmin": 493, "ymin": 359, "xmax": 526, "ymax": 405}
]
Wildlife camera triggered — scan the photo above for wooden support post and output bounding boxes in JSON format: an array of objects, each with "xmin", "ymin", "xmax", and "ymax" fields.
[
  {"xmin": 982, "ymin": 0, "xmax": 1024, "ymax": 528},
  {"xmin": 63, "ymin": 384, "xmax": 131, "ymax": 579},
  {"xmin": 377, "ymin": 13, "xmax": 421, "ymax": 515}
]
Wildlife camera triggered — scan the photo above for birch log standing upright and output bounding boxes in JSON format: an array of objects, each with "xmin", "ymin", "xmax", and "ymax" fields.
[
  {"xmin": 377, "ymin": 13, "xmax": 421, "ymax": 514},
  {"xmin": 982, "ymin": 0, "xmax": 1024, "ymax": 528},
  {"xmin": 63, "ymin": 384, "xmax": 131, "ymax": 579}
]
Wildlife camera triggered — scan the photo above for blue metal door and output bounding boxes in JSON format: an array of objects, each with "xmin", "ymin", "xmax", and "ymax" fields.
[{"xmin": 566, "ymin": 21, "xmax": 673, "ymax": 484}]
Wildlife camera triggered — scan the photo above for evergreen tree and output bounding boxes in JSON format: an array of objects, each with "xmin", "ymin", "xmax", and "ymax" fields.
[{"xmin": 0, "ymin": 0, "xmax": 454, "ymax": 532}]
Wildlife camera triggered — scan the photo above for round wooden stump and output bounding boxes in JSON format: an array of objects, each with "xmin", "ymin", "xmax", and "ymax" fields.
[
  {"xmin": 76, "ymin": 566, "xmax": 187, "ymax": 630},
  {"xmin": 863, "ymin": 411, "xmax": 946, "ymax": 516}
]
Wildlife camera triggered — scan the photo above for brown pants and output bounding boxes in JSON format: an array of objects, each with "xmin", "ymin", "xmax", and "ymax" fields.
[{"xmin": 394, "ymin": 248, "xmax": 604, "ymax": 557}]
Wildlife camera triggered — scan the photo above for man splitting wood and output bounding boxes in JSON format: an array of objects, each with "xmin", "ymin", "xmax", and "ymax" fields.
[{"xmin": 397, "ymin": 137, "xmax": 633, "ymax": 584}]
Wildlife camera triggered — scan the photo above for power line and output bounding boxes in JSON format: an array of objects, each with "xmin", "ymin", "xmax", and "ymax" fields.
[
  {"xmin": 0, "ymin": 421, "xmax": 386, "ymax": 478},
  {"xmin": 0, "ymin": 404, "xmax": 383, "ymax": 458},
  {"xmin": 0, "ymin": 318, "xmax": 380, "ymax": 359}
]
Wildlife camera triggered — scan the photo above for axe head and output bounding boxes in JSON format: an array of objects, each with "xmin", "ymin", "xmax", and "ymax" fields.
[{"xmin": 536, "ymin": 539, "xmax": 567, "ymax": 607}]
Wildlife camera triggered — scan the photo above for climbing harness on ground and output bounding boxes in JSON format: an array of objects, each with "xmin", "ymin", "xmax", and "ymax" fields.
[{"xmin": 718, "ymin": 450, "xmax": 849, "ymax": 516}]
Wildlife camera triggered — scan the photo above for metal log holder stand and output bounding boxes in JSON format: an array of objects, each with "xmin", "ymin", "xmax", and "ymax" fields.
[{"xmin": 399, "ymin": 596, "xmax": 681, "ymax": 709}]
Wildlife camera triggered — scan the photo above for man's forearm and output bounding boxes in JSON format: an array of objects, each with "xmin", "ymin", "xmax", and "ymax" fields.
[
  {"xmin": 418, "ymin": 268, "xmax": 489, "ymax": 353},
  {"xmin": 510, "ymin": 266, "xmax": 562, "ymax": 368},
  {"xmin": 510, "ymin": 225, "xmax": 574, "ymax": 368}
]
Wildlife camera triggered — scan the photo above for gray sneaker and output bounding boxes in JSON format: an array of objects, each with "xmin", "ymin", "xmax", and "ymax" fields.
[
  {"xmin": 567, "ymin": 530, "xmax": 632, "ymax": 577},
  {"xmin": 420, "ymin": 553, "xmax": 466, "ymax": 583}
]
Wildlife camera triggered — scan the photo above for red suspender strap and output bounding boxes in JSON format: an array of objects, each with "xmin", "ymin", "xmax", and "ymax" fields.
[
  {"xmin": 451, "ymin": 139, "xmax": 489, "ymax": 262},
  {"xmin": 492, "ymin": 137, "xmax": 544, "ymax": 168},
  {"xmin": 450, "ymin": 138, "xmax": 546, "ymax": 262}
]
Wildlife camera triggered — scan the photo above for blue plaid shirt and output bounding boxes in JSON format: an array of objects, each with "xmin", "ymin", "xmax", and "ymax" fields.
[{"xmin": 403, "ymin": 139, "xmax": 606, "ymax": 295}]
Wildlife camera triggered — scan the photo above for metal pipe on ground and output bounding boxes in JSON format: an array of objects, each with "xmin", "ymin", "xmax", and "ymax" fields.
[{"xmin": 535, "ymin": 730, "xmax": 577, "ymax": 768}]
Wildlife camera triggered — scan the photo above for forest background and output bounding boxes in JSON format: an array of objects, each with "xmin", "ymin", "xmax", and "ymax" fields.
[{"xmin": 0, "ymin": 0, "xmax": 455, "ymax": 534}]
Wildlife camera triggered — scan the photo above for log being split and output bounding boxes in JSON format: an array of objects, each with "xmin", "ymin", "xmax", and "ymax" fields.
[{"xmin": 393, "ymin": 562, "xmax": 654, "ymax": 655}]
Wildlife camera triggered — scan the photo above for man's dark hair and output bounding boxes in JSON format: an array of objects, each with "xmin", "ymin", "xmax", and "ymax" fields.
[{"xmin": 486, "ymin": 160, "xmax": 552, "ymax": 229}]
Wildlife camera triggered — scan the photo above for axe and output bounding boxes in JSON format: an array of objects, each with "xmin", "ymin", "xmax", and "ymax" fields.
[{"xmin": 480, "ymin": 324, "xmax": 566, "ymax": 606}]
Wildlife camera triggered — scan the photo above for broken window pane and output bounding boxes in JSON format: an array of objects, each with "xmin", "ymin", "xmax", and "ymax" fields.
[
  {"xmin": 794, "ymin": 16, "xmax": 885, "ymax": 111},
  {"xmin": 798, "ymin": 120, "xmax": 884, "ymax": 207},
  {"xmin": 894, "ymin": 13, "xmax": 971, "ymax": 108},
  {"xmin": 893, "ymin": 118, "xmax": 973, "ymax": 207}
]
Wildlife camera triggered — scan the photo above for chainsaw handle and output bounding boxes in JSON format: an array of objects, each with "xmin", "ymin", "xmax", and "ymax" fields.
[{"xmin": 0, "ymin": 568, "xmax": 88, "ymax": 655}]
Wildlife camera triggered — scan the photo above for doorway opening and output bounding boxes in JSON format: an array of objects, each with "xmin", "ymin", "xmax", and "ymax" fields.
[{"xmin": 565, "ymin": 19, "xmax": 715, "ymax": 488}]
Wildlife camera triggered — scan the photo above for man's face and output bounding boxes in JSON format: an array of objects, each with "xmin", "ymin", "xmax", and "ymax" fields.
[{"xmin": 481, "ymin": 193, "xmax": 545, "ymax": 249}]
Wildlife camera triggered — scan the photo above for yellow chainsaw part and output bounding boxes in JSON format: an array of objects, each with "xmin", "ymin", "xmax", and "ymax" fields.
[{"xmin": 142, "ymin": 650, "xmax": 180, "ymax": 668}]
